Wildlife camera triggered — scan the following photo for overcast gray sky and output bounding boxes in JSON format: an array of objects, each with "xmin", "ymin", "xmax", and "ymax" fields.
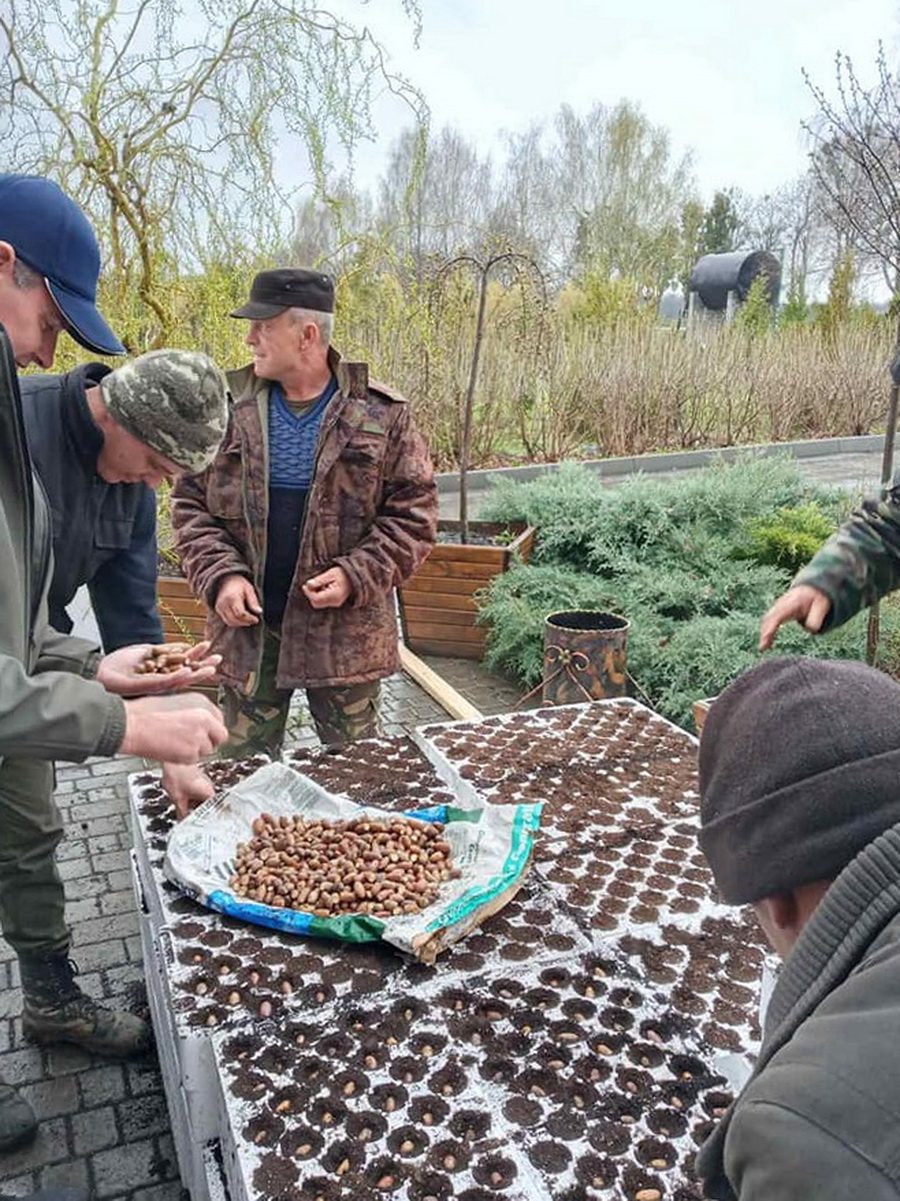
[{"xmin": 344, "ymin": 0, "xmax": 898, "ymax": 200}]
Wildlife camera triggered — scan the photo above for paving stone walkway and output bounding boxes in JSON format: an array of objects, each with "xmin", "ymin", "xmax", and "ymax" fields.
[{"xmin": 0, "ymin": 658, "xmax": 520, "ymax": 1199}]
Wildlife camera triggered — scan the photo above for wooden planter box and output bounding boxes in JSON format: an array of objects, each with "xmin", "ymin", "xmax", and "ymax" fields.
[
  {"xmin": 156, "ymin": 575, "xmax": 208, "ymax": 643},
  {"xmin": 693, "ymin": 697, "xmax": 716, "ymax": 735},
  {"xmin": 398, "ymin": 521, "xmax": 536, "ymax": 659}
]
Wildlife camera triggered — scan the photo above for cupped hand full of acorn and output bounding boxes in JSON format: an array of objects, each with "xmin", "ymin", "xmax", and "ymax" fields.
[
  {"xmin": 230, "ymin": 813, "xmax": 461, "ymax": 918},
  {"xmin": 133, "ymin": 642, "xmax": 199, "ymax": 675}
]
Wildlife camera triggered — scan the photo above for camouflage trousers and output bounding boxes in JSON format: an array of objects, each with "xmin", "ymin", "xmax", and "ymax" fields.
[{"xmin": 218, "ymin": 625, "xmax": 381, "ymax": 759}]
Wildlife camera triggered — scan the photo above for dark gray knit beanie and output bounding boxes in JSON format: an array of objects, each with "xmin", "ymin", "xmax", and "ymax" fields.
[
  {"xmin": 699, "ymin": 655, "xmax": 900, "ymax": 905},
  {"xmin": 100, "ymin": 349, "xmax": 228, "ymax": 474}
]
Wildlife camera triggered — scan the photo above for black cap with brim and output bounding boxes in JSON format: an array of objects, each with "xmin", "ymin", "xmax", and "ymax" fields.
[
  {"xmin": 230, "ymin": 268, "xmax": 335, "ymax": 320},
  {"xmin": 47, "ymin": 277, "xmax": 125, "ymax": 356},
  {"xmin": 230, "ymin": 298, "xmax": 288, "ymax": 319}
]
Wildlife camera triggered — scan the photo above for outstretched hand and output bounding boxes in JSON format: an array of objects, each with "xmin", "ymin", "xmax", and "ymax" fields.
[
  {"xmin": 97, "ymin": 641, "xmax": 221, "ymax": 696},
  {"xmin": 759, "ymin": 585, "xmax": 833, "ymax": 651}
]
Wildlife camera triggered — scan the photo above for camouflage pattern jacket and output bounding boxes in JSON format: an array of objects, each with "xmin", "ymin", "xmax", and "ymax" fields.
[
  {"xmin": 171, "ymin": 350, "xmax": 437, "ymax": 691},
  {"xmin": 794, "ymin": 480, "xmax": 900, "ymax": 631}
]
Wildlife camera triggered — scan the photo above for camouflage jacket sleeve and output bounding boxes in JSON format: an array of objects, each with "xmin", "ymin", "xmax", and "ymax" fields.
[
  {"xmin": 793, "ymin": 479, "xmax": 900, "ymax": 631},
  {"xmin": 333, "ymin": 402, "xmax": 438, "ymax": 606},
  {"xmin": 170, "ymin": 458, "xmax": 254, "ymax": 608}
]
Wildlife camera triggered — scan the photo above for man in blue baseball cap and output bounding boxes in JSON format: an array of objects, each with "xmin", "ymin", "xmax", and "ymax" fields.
[
  {"xmin": 0, "ymin": 173, "xmax": 125, "ymax": 366},
  {"xmin": 0, "ymin": 176, "xmax": 228, "ymax": 1156}
]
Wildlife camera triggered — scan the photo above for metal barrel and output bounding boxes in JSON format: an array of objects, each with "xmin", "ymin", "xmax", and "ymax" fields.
[{"xmin": 542, "ymin": 610, "xmax": 630, "ymax": 706}]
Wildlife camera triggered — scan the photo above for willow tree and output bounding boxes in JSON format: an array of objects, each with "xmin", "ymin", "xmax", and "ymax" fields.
[{"xmin": 0, "ymin": 0, "xmax": 424, "ymax": 348}]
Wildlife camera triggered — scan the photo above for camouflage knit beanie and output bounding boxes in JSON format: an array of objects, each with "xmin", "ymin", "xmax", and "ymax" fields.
[
  {"xmin": 699, "ymin": 655, "xmax": 900, "ymax": 905},
  {"xmin": 100, "ymin": 349, "xmax": 228, "ymax": 474}
]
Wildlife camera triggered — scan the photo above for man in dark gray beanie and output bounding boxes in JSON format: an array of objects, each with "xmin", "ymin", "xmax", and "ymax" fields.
[{"xmin": 696, "ymin": 654, "xmax": 900, "ymax": 1201}]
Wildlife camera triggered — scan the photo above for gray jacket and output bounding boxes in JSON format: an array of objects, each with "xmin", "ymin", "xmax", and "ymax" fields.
[
  {"xmin": 0, "ymin": 326, "xmax": 125, "ymax": 762},
  {"xmin": 698, "ymin": 822, "xmax": 900, "ymax": 1200}
]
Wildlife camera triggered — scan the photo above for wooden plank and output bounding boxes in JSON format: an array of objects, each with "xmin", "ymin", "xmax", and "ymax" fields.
[
  {"xmin": 402, "ymin": 606, "xmax": 482, "ymax": 628},
  {"xmin": 156, "ymin": 578, "xmax": 196, "ymax": 600},
  {"xmin": 399, "ymin": 575, "xmax": 485, "ymax": 598},
  {"xmin": 160, "ymin": 614, "xmax": 209, "ymax": 638},
  {"xmin": 407, "ymin": 558, "xmax": 500, "ymax": 582},
  {"xmin": 398, "ymin": 644, "xmax": 482, "ymax": 721},
  {"xmin": 157, "ymin": 596, "xmax": 208, "ymax": 618},
  {"xmin": 405, "ymin": 620, "xmax": 486, "ymax": 645},
  {"xmin": 427, "ymin": 544, "xmax": 509, "ymax": 568},
  {"xmin": 399, "ymin": 591, "xmax": 480, "ymax": 614}
]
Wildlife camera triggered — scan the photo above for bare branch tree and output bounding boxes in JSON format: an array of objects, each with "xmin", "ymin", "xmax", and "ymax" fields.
[
  {"xmin": 0, "ymin": 0, "xmax": 424, "ymax": 346},
  {"xmin": 804, "ymin": 47, "xmax": 900, "ymax": 287}
]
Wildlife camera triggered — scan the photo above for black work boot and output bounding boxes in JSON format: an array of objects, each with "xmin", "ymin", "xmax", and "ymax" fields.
[
  {"xmin": 19, "ymin": 952, "xmax": 150, "ymax": 1058},
  {"xmin": 0, "ymin": 1081, "xmax": 37, "ymax": 1153}
]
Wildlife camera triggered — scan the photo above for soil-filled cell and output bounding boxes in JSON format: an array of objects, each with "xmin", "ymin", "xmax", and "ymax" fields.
[
  {"xmin": 472, "ymin": 1153, "xmax": 519, "ymax": 1190},
  {"xmin": 346, "ymin": 1111, "xmax": 388, "ymax": 1143},
  {"xmin": 408, "ymin": 1095, "xmax": 450, "ymax": 1128},
  {"xmin": 253, "ymin": 1151, "xmax": 299, "ymax": 1197},
  {"xmin": 449, "ymin": 1108, "xmax": 492, "ymax": 1141},
  {"xmin": 527, "ymin": 1139, "xmax": 572, "ymax": 1174},
  {"xmin": 429, "ymin": 1139, "xmax": 471, "ymax": 1174}
]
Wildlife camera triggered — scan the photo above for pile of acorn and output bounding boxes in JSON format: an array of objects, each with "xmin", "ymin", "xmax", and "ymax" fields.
[{"xmin": 230, "ymin": 813, "xmax": 460, "ymax": 918}]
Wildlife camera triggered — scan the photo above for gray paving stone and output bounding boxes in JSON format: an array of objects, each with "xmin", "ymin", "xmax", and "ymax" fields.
[
  {"xmin": 90, "ymin": 759, "xmax": 139, "ymax": 778},
  {"xmin": 124, "ymin": 935, "xmax": 144, "ymax": 963},
  {"xmin": 19, "ymin": 1075, "xmax": 79, "ymax": 1119},
  {"xmin": 71, "ymin": 913, "xmax": 138, "ymax": 947},
  {"xmin": 72, "ymin": 1104, "xmax": 119, "ymax": 1155},
  {"xmin": 152, "ymin": 1132, "xmax": 180, "ymax": 1183},
  {"xmin": 68, "ymin": 799, "xmax": 126, "ymax": 823},
  {"xmin": 57, "ymin": 856, "xmax": 97, "ymax": 882},
  {"xmin": 56, "ymin": 766, "xmax": 93, "ymax": 781},
  {"xmin": 77, "ymin": 1064, "xmax": 127, "ymax": 1108},
  {"xmin": 99, "ymin": 890, "xmax": 139, "ymax": 918},
  {"xmin": 125, "ymin": 1061, "xmax": 164, "ymax": 1097},
  {"xmin": 67, "ymin": 939, "xmax": 128, "ymax": 975},
  {"xmin": 0, "ymin": 990, "xmax": 20, "ymax": 1021},
  {"xmin": 69, "ymin": 815, "xmax": 128, "ymax": 839},
  {"xmin": 0, "ymin": 1117, "xmax": 69, "ymax": 1176},
  {"xmin": 56, "ymin": 839, "xmax": 91, "ymax": 863},
  {"xmin": 65, "ymin": 874, "xmax": 109, "ymax": 900},
  {"xmin": 88, "ymin": 851, "xmax": 131, "ymax": 876},
  {"xmin": 118, "ymin": 1093, "xmax": 171, "ymax": 1141},
  {"xmin": 39, "ymin": 1156, "xmax": 90, "ymax": 1192},
  {"xmin": 108, "ymin": 869, "xmax": 135, "ymax": 893},
  {"xmin": 129, "ymin": 1183, "xmax": 190, "ymax": 1201},
  {"xmin": 0, "ymin": 1046, "xmax": 46, "ymax": 1086},
  {"xmin": 66, "ymin": 897, "xmax": 102, "ymax": 924},
  {"xmin": 92, "ymin": 1138, "xmax": 160, "ymax": 1197},
  {"xmin": 0, "ymin": 1172, "xmax": 37, "ymax": 1194},
  {"xmin": 45, "ymin": 1045, "xmax": 93, "ymax": 1077}
]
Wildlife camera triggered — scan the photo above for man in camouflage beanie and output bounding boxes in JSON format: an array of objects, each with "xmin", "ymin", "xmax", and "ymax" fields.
[
  {"xmin": 20, "ymin": 348, "xmax": 228, "ymax": 649},
  {"xmin": 99, "ymin": 348, "xmax": 228, "ymax": 475}
]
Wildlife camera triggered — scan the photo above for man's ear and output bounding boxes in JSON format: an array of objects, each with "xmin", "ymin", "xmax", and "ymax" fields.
[
  {"xmin": 753, "ymin": 892, "xmax": 801, "ymax": 959},
  {"xmin": 0, "ymin": 242, "xmax": 16, "ymax": 275},
  {"xmin": 767, "ymin": 892, "xmax": 799, "ymax": 932}
]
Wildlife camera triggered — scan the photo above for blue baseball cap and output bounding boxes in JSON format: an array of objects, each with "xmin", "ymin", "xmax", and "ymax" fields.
[{"xmin": 0, "ymin": 174, "xmax": 124, "ymax": 356}]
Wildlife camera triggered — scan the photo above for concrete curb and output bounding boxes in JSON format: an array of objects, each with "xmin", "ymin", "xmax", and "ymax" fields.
[{"xmin": 435, "ymin": 435, "xmax": 886, "ymax": 495}]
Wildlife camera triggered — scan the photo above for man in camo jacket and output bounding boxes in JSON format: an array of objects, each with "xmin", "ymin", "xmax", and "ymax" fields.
[
  {"xmin": 170, "ymin": 268, "xmax": 437, "ymax": 811},
  {"xmin": 759, "ymin": 483, "xmax": 900, "ymax": 649}
]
